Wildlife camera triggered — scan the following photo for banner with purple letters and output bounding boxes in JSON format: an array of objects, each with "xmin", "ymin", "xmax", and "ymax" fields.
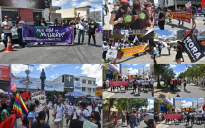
[{"xmin": 23, "ymin": 25, "xmax": 73, "ymax": 43}]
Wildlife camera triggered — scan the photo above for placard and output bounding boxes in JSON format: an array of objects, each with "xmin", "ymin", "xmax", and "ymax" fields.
[{"xmin": 31, "ymin": 91, "xmax": 46, "ymax": 111}]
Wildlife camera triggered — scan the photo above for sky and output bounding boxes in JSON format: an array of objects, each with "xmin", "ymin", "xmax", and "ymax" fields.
[
  {"xmin": 121, "ymin": 64, "xmax": 150, "ymax": 75},
  {"xmin": 169, "ymin": 64, "xmax": 192, "ymax": 77},
  {"xmin": 175, "ymin": 98, "xmax": 203, "ymax": 108},
  {"xmin": 155, "ymin": 30, "xmax": 177, "ymax": 40},
  {"xmin": 11, "ymin": 64, "xmax": 102, "ymax": 86},
  {"xmin": 142, "ymin": 98, "xmax": 154, "ymax": 110},
  {"xmin": 52, "ymin": 0, "xmax": 102, "ymax": 11}
]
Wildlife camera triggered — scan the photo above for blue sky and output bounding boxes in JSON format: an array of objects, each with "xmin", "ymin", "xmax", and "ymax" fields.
[
  {"xmin": 169, "ymin": 64, "xmax": 192, "ymax": 77},
  {"xmin": 121, "ymin": 64, "xmax": 150, "ymax": 75},
  {"xmin": 11, "ymin": 64, "xmax": 102, "ymax": 86},
  {"xmin": 175, "ymin": 98, "xmax": 203, "ymax": 108},
  {"xmin": 154, "ymin": 30, "xmax": 177, "ymax": 39},
  {"xmin": 142, "ymin": 98, "xmax": 154, "ymax": 110},
  {"xmin": 52, "ymin": 0, "xmax": 102, "ymax": 10}
]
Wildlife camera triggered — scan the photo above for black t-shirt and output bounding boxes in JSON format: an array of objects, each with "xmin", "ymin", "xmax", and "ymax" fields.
[
  {"xmin": 88, "ymin": 23, "xmax": 97, "ymax": 33},
  {"xmin": 31, "ymin": 121, "xmax": 50, "ymax": 128},
  {"xmin": 130, "ymin": 10, "xmax": 149, "ymax": 29},
  {"xmin": 38, "ymin": 21, "xmax": 47, "ymax": 26},
  {"xmin": 90, "ymin": 119, "xmax": 101, "ymax": 128},
  {"xmin": 177, "ymin": 44, "xmax": 182, "ymax": 55},
  {"xmin": 111, "ymin": 10, "xmax": 127, "ymax": 29},
  {"xmin": 158, "ymin": 12, "xmax": 165, "ymax": 26}
]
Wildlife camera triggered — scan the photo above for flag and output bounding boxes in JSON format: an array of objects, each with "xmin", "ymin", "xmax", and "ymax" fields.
[
  {"xmin": 128, "ymin": 77, "xmax": 130, "ymax": 81},
  {"xmin": 201, "ymin": 0, "xmax": 205, "ymax": 8},
  {"xmin": 20, "ymin": 91, "xmax": 30, "ymax": 99},
  {"xmin": 185, "ymin": 1, "xmax": 191, "ymax": 9},
  {"xmin": 203, "ymin": 105, "xmax": 205, "ymax": 110},
  {"xmin": 170, "ymin": 76, "xmax": 173, "ymax": 85},
  {"xmin": 11, "ymin": 81, "xmax": 16, "ymax": 92},
  {"xmin": 12, "ymin": 91, "xmax": 28, "ymax": 120},
  {"xmin": 181, "ymin": 30, "xmax": 205, "ymax": 62}
]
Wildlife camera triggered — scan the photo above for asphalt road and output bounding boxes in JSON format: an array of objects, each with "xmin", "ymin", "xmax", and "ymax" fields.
[
  {"xmin": 0, "ymin": 32, "xmax": 102, "ymax": 64},
  {"xmin": 103, "ymin": 86, "xmax": 153, "ymax": 98},
  {"xmin": 16, "ymin": 104, "xmax": 102, "ymax": 128},
  {"xmin": 154, "ymin": 16, "xmax": 205, "ymax": 30},
  {"xmin": 157, "ymin": 120, "xmax": 205, "ymax": 128}
]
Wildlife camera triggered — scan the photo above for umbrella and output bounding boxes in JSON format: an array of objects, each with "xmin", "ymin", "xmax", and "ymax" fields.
[
  {"xmin": 64, "ymin": 91, "xmax": 86, "ymax": 97},
  {"xmin": 3, "ymin": 92, "xmax": 12, "ymax": 95},
  {"xmin": 0, "ymin": 89, "xmax": 5, "ymax": 93},
  {"xmin": 86, "ymin": 96, "xmax": 101, "ymax": 100}
]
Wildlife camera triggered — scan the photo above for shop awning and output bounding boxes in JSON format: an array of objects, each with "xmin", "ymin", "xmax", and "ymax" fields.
[
  {"xmin": 162, "ymin": 98, "xmax": 173, "ymax": 106},
  {"xmin": 108, "ymin": 64, "xmax": 120, "ymax": 73}
]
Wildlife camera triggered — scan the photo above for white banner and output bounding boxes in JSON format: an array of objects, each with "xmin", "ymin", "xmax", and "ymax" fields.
[
  {"xmin": 11, "ymin": 77, "xmax": 41, "ymax": 89},
  {"xmin": 74, "ymin": 81, "xmax": 82, "ymax": 93},
  {"xmin": 31, "ymin": 91, "xmax": 46, "ymax": 111},
  {"xmin": 44, "ymin": 81, "xmax": 64, "ymax": 92},
  {"xmin": 106, "ymin": 49, "xmax": 117, "ymax": 60}
]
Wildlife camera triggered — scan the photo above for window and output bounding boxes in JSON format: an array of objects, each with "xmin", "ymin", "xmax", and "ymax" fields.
[
  {"xmin": 93, "ymin": 88, "xmax": 95, "ymax": 92},
  {"xmin": 88, "ymin": 88, "xmax": 92, "ymax": 92},
  {"xmin": 88, "ymin": 80, "xmax": 92, "ymax": 84},
  {"xmin": 82, "ymin": 87, "xmax": 86, "ymax": 91},
  {"xmin": 82, "ymin": 79, "xmax": 86, "ymax": 84},
  {"xmin": 75, "ymin": 78, "xmax": 79, "ymax": 81},
  {"xmin": 93, "ymin": 81, "xmax": 95, "ymax": 85}
]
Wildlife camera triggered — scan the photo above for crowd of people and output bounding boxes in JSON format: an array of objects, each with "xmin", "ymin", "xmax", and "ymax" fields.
[
  {"xmin": 1, "ymin": 12, "xmax": 98, "ymax": 49},
  {"xmin": 154, "ymin": 110, "xmax": 205, "ymax": 127},
  {"xmin": 0, "ymin": 93, "xmax": 102, "ymax": 128},
  {"xmin": 103, "ymin": 77, "xmax": 154, "ymax": 96},
  {"xmin": 104, "ymin": 0, "xmax": 154, "ymax": 30}
]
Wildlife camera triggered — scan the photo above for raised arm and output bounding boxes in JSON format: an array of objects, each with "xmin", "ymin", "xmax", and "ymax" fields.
[{"xmin": 36, "ymin": 15, "xmax": 40, "ymax": 22}]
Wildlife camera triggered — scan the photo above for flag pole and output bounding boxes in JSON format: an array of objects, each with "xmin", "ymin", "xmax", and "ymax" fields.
[{"xmin": 7, "ymin": 64, "xmax": 11, "ymax": 99}]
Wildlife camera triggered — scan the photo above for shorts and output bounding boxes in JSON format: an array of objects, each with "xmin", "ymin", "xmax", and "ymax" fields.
[
  {"xmin": 192, "ymin": 15, "xmax": 196, "ymax": 19},
  {"xmin": 176, "ymin": 54, "xmax": 182, "ymax": 60},
  {"xmin": 150, "ymin": 84, "xmax": 153, "ymax": 89},
  {"xmin": 145, "ymin": 85, "xmax": 149, "ymax": 88},
  {"xmin": 198, "ymin": 117, "xmax": 202, "ymax": 121},
  {"xmin": 103, "ymin": 51, "xmax": 107, "ymax": 60},
  {"xmin": 130, "ymin": 122, "xmax": 135, "ymax": 126}
]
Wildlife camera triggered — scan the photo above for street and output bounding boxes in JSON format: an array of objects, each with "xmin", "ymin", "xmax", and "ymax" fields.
[
  {"xmin": 155, "ymin": 83, "xmax": 205, "ymax": 98},
  {"xmin": 16, "ymin": 104, "xmax": 103, "ymax": 128},
  {"xmin": 103, "ymin": 4, "xmax": 113, "ymax": 30},
  {"xmin": 154, "ymin": 16, "xmax": 205, "ymax": 30},
  {"xmin": 156, "ymin": 47, "xmax": 205, "ymax": 64},
  {"xmin": 0, "ymin": 33, "xmax": 102, "ymax": 64},
  {"xmin": 157, "ymin": 120, "xmax": 205, "ymax": 128},
  {"xmin": 103, "ymin": 87, "xmax": 153, "ymax": 98}
]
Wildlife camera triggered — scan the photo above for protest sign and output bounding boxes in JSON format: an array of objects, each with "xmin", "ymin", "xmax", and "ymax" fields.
[
  {"xmin": 106, "ymin": 49, "xmax": 118, "ymax": 60},
  {"xmin": 164, "ymin": 114, "xmax": 182, "ymax": 119},
  {"xmin": 181, "ymin": 30, "xmax": 205, "ymax": 62},
  {"xmin": 23, "ymin": 25, "xmax": 73, "ymax": 43},
  {"xmin": 110, "ymin": 81, "xmax": 128, "ymax": 87},
  {"xmin": 168, "ymin": 11, "xmax": 191, "ymax": 23},
  {"xmin": 31, "ymin": 91, "xmax": 46, "ymax": 111}
]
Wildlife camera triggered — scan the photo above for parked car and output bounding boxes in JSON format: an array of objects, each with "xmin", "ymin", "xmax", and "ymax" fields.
[{"xmin": 144, "ymin": 112, "xmax": 154, "ymax": 128}]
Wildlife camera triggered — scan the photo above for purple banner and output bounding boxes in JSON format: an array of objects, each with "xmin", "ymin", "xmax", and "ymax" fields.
[{"xmin": 23, "ymin": 25, "xmax": 73, "ymax": 43}]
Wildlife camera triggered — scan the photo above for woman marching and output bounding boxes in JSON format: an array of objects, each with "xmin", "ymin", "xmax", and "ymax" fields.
[{"xmin": 54, "ymin": 99, "xmax": 66, "ymax": 128}]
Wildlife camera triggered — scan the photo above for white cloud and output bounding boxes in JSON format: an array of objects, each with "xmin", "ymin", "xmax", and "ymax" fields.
[
  {"xmin": 133, "ymin": 64, "xmax": 138, "ymax": 66},
  {"xmin": 75, "ymin": 66, "xmax": 79, "ymax": 69},
  {"xmin": 81, "ymin": 64, "xmax": 102, "ymax": 86},
  {"xmin": 37, "ymin": 64, "xmax": 51, "ymax": 71},
  {"xmin": 170, "ymin": 64, "xmax": 177, "ymax": 68},
  {"xmin": 145, "ymin": 64, "xmax": 150, "ymax": 67},
  {"xmin": 50, "ymin": 73, "xmax": 59, "ymax": 80},
  {"xmin": 162, "ymin": 30, "xmax": 177, "ymax": 40},
  {"xmin": 175, "ymin": 72, "xmax": 180, "ymax": 77},
  {"xmin": 52, "ymin": 0, "xmax": 69, "ymax": 6},
  {"xmin": 182, "ymin": 100, "xmax": 192, "ymax": 108},
  {"xmin": 12, "ymin": 64, "xmax": 34, "ymax": 74},
  {"xmin": 90, "ymin": 5, "xmax": 102, "ymax": 11},
  {"xmin": 128, "ymin": 67, "xmax": 138, "ymax": 75},
  {"xmin": 148, "ymin": 99, "xmax": 154, "ymax": 104}
]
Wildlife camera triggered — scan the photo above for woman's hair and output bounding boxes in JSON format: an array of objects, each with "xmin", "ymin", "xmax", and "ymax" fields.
[
  {"xmin": 70, "ymin": 119, "xmax": 82, "ymax": 128},
  {"xmin": 37, "ymin": 111, "xmax": 46, "ymax": 126},
  {"xmin": 118, "ymin": 4, "xmax": 128, "ymax": 14},
  {"xmin": 145, "ymin": 2, "xmax": 152, "ymax": 9},
  {"xmin": 79, "ymin": 102, "xmax": 86, "ymax": 108},
  {"xmin": 29, "ymin": 103, "xmax": 36, "ymax": 112},
  {"xmin": 93, "ymin": 111, "xmax": 101, "ymax": 121},
  {"xmin": 132, "ymin": 0, "xmax": 142, "ymax": 12},
  {"xmin": 0, "ymin": 102, "xmax": 7, "ymax": 123}
]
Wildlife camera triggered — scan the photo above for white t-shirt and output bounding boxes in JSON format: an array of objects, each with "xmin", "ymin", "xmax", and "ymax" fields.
[
  {"xmin": 66, "ymin": 105, "xmax": 76, "ymax": 115},
  {"xmin": 150, "ymin": 79, "xmax": 155, "ymax": 84},
  {"xmin": 145, "ymin": 80, "xmax": 150, "ymax": 85},
  {"xmin": 126, "ymin": 44, "xmax": 129, "ymax": 48},
  {"xmin": 77, "ymin": 109, "xmax": 90, "ymax": 121},
  {"xmin": 64, "ymin": 101, "xmax": 69, "ymax": 107},
  {"xmin": 115, "ymin": 42, "xmax": 119, "ymax": 48},
  {"xmin": 55, "ymin": 105, "xmax": 65, "ymax": 119},
  {"xmin": 194, "ymin": 112, "xmax": 198, "ymax": 117},
  {"xmin": 130, "ymin": 43, "xmax": 134, "ymax": 47},
  {"xmin": 102, "ymin": 44, "xmax": 109, "ymax": 51},
  {"xmin": 106, "ymin": 80, "xmax": 109, "ymax": 85},
  {"xmin": 98, "ymin": 104, "xmax": 102, "ymax": 107},
  {"xmin": 1, "ymin": 21, "xmax": 13, "ymax": 33},
  {"xmin": 121, "ymin": 43, "xmax": 125, "ymax": 48},
  {"xmin": 18, "ymin": 20, "xmax": 25, "ymax": 29},
  {"xmin": 35, "ymin": 106, "xmax": 40, "ymax": 117},
  {"xmin": 111, "ymin": 46, "xmax": 116, "ymax": 50},
  {"xmin": 198, "ymin": 112, "xmax": 202, "ymax": 117},
  {"xmin": 78, "ymin": 20, "xmax": 88, "ymax": 30},
  {"xmin": 46, "ymin": 103, "xmax": 50, "ymax": 110}
]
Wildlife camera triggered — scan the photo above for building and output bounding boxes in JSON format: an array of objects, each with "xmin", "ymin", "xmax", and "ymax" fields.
[
  {"xmin": 0, "ymin": 64, "xmax": 10, "ymax": 91},
  {"xmin": 192, "ymin": 99, "xmax": 204, "ymax": 111},
  {"xmin": 56, "ymin": 6, "xmax": 91, "ymax": 20},
  {"xmin": 102, "ymin": 64, "xmax": 121, "ymax": 81},
  {"xmin": 95, "ymin": 86, "xmax": 103, "ymax": 98},
  {"xmin": 154, "ymin": 98, "xmax": 174, "ymax": 113},
  {"xmin": 53, "ymin": 74, "xmax": 74, "ymax": 92},
  {"xmin": 89, "ymin": 9, "xmax": 102, "ymax": 22},
  {"xmin": 175, "ymin": 99, "xmax": 182, "ymax": 111},
  {"xmin": 138, "ymin": 66, "xmax": 150, "ymax": 78},
  {"xmin": 154, "ymin": 32, "xmax": 159, "ymax": 39},
  {"xmin": 122, "ymin": 66, "xmax": 129, "ymax": 78}
]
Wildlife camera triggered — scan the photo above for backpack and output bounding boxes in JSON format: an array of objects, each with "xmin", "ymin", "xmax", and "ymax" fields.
[
  {"xmin": 23, "ymin": 113, "xmax": 29, "ymax": 125},
  {"xmin": 129, "ymin": 115, "xmax": 135, "ymax": 122}
]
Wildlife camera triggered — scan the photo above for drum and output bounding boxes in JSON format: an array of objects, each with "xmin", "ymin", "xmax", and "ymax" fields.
[{"xmin": 54, "ymin": 118, "xmax": 62, "ymax": 124}]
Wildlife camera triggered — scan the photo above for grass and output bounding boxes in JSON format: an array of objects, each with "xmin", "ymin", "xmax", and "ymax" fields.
[{"xmin": 154, "ymin": 83, "xmax": 168, "ymax": 89}]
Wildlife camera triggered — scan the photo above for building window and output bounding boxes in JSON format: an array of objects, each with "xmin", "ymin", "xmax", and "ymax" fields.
[
  {"xmin": 82, "ymin": 87, "xmax": 86, "ymax": 91},
  {"xmin": 88, "ymin": 80, "xmax": 92, "ymax": 84},
  {"xmin": 93, "ymin": 81, "xmax": 95, "ymax": 85},
  {"xmin": 93, "ymin": 88, "xmax": 95, "ymax": 92},
  {"xmin": 82, "ymin": 79, "xmax": 86, "ymax": 84},
  {"xmin": 75, "ymin": 78, "xmax": 79, "ymax": 81},
  {"xmin": 88, "ymin": 88, "xmax": 91, "ymax": 92}
]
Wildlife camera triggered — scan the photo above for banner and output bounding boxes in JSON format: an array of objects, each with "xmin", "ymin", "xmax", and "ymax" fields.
[
  {"xmin": 106, "ymin": 49, "xmax": 118, "ymax": 60},
  {"xmin": 164, "ymin": 114, "xmax": 182, "ymax": 119},
  {"xmin": 0, "ymin": 65, "xmax": 10, "ymax": 81},
  {"xmin": 74, "ymin": 81, "xmax": 82, "ymax": 93},
  {"xmin": 168, "ymin": 11, "xmax": 191, "ymax": 23},
  {"xmin": 198, "ymin": 30, "xmax": 205, "ymax": 39},
  {"xmin": 110, "ymin": 81, "xmax": 128, "ymax": 87},
  {"xmin": 181, "ymin": 30, "xmax": 205, "ymax": 62},
  {"xmin": 185, "ymin": 1, "xmax": 191, "ymax": 9},
  {"xmin": 44, "ymin": 81, "xmax": 64, "ymax": 92},
  {"xmin": 120, "ymin": 45, "xmax": 149, "ymax": 58},
  {"xmin": 11, "ymin": 77, "xmax": 41, "ymax": 89},
  {"xmin": 0, "ymin": 0, "xmax": 46, "ymax": 9},
  {"xmin": 23, "ymin": 25, "xmax": 73, "ymax": 43},
  {"xmin": 31, "ymin": 91, "xmax": 46, "ymax": 111}
]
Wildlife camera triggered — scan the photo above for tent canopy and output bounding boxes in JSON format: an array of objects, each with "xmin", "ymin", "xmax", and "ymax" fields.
[
  {"xmin": 86, "ymin": 96, "xmax": 101, "ymax": 100},
  {"xmin": 64, "ymin": 91, "xmax": 86, "ymax": 97},
  {"xmin": 142, "ymin": 30, "xmax": 154, "ymax": 39}
]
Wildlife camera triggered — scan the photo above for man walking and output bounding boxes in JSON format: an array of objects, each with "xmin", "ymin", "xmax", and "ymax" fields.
[
  {"xmin": 77, "ymin": 13, "xmax": 88, "ymax": 45},
  {"xmin": 155, "ymin": 7, "xmax": 165, "ymax": 30}
]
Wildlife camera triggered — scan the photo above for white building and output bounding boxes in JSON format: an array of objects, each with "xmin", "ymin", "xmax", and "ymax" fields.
[
  {"xmin": 175, "ymin": 99, "xmax": 182, "ymax": 110},
  {"xmin": 74, "ymin": 76, "xmax": 97, "ymax": 96},
  {"xmin": 89, "ymin": 9, "xmax": 102, "ymax": 22},
  {"xmin": 192, "ymin": 99, "xmax": 204, "ymax": 110},
  {"xmin": 122, "ymin": 67, "xmax": 128, "ymax": 78},
  {"xmin": 138, "ymin": 66, "xmax": 150, "ymax": 78}
]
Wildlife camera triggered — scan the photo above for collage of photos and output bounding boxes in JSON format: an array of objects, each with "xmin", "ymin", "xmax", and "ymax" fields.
[{"xmin": 0, "ymin": 0, "xmax": 205, "ymax": 128}]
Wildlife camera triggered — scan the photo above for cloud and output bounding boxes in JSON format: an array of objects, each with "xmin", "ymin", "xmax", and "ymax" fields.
[
  {"xmin": 170, "ymin": 64, "xmax": 177, "ymax": 68},
  {"xmin": 128, "ymin": 67, "xmax": 138, "ymax": 75},
  {"xmin": 12, "ymin": 64, "xmax": 34, "ymax": 74},
  {"xmin": 81, "ymin": 64, "xmax": 102, "ymax": 86},
  {"xmin": 148, "ymin": 99, "xmax": 154, "ymax": 104},
  {"xmin": 182, "ymin": 100, "xmax": 192, "ymax": 108},
  {"xmin": 90, "ymin": 5, "xmax": 102, "ymax": 11},
  {"xmin": 145, "ymin": 64, "xmax": 150, "ymax": 67},
  {"xmin": 50, "ymin": 73, "xmax": 59, "ymax": 80},
  {"xmin": 75, "ymin": 66, "xmax": 79, "ymax": 69},
  {"xmin": 37, "ymin": 64, "xmax": 51, "ymax": 71},
  {"xmin": 52, "ymin": 0, "xmax": 69, "ymax": 6},
  {"xmin": 133, "ymin": 64, "xmax": 138, "ymax": 66},
  {"xmin": 175, "ymin": 72, "xmax": 180, "ymax": 77},
  {"xmin": 71, "ymin": 0, "xmax": 101, "ymax": 8},
  {"xmin": 162, "ymin": 30, "xmax": 177, "ymax": 40}
]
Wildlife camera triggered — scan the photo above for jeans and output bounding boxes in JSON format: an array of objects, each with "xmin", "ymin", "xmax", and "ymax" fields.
[
  {"xmin": 14, "ymin": 119, "xmax": 17, "ymax": 128},
  {"xmin": 46, "ymin": 110, "xmax": 49, "ymax": 121},
  {"xmin": 98, "ymin": 107, "xmax": 101, "ymax": 115},
  {"xmin": 137, "ymin": 118, "xmax": 140, "ymax": 125},
  {"xmin": 138, "ymin": 87, "xmax": 141, "ymax": 93},
  {"xmin": 17, "ymin": 28, "xmax": 24, "ymax": 46},
  {"xmin": 74, "ymin": 30, "xmax": 76, "ymax": 40},
  {"xmin": 88, "ymin": 32, "xmax": 96, "ymax": 45},
  {"xmin": 158, "ymin": 24, "xmax": 164, "ymax": 30},
  {"xmin": 191, "ymin": 118, "xmax": 194, "ymax": 125},
  {"xmin": 184, "ymin": 86, "xmax": 186, "ymax": 91},
  {"xmin": 92, "ymin": 107, "xmax": 95, "ymax": 111},
  {"xmin": 3, "ymin": 33, "xmax": 12, "ymax": 47},
  {"xmin": 78, "ymin": 30, "xmax": 85, "ymax": 44}
]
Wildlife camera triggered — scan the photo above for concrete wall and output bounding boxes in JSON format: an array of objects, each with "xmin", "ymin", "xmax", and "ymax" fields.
[
  {"xmin": 56, "ymin": 8, "xmax": 75, "ymax": 19},
  {"xmin": 76, "ymin": 8, "xmax": 89, "ymax": 19}
]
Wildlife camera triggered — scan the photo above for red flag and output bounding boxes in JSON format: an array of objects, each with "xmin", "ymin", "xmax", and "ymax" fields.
[
  {"xmin": 201, "ymin": 0, "xmax": 205, "ymax": 8},
  {"xmin": 170, "ymin": 76, "xmax": 173, "ymax": 85},
  {"xmin": 203, "ymin": 105, "xmax": 205, "ymax": 110},
  {"xmin": 128, "ymin": 77, "xmax": 130, "ymax": 81},
  {"xmin": 20, "ymin": 91, "xmax": 30, "ymax": 99},
  {"xmin": 11, "ymin": 82, "xmax": 16, "ymax": 92}
]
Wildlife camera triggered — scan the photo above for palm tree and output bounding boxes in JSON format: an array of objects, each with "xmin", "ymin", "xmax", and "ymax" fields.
[{"xmin": 154, "ymin": 64, "xmax": 162, "ymax": 88}]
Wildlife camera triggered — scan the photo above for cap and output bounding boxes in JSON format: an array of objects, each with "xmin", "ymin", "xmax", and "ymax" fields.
[
  {"xmin": 4, "ymin": 16, "xmax": 9, "ymax": 19},
  {"xmin": 157, "ymin": 7, "xmax": 162, "ymax": 10}
]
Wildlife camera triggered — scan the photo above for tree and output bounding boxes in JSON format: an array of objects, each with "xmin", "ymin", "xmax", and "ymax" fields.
[
  {"xmin": 154, "ymin": 64, "xmax": 162, "ymax": 88},
  {"xmin": 103, "ymin": 98, "xmax": 117, "ymax": 122}
]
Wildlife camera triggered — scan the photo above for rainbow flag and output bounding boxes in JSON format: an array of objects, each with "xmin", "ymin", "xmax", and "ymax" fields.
[{"xmin": 12, "ymin": 91, "xmax": 28, "ymax": 120}]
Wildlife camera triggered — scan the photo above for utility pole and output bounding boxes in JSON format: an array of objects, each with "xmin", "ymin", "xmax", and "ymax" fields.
[{"xmin": 25, "ymin": 64, "xmax": 34, "ymax": 91}]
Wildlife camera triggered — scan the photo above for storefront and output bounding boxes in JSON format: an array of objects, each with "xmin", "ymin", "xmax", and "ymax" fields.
[
  {"xmin": 0, "ymin": 64, "xmax": 10, "ymax": 91},
  {"xmin": 154, "ymin": 98, "xmax": 173, "ymax": 113},
  {"xmin": 103, "ymin": 64, "xmax": 121, "ymax": 81}
]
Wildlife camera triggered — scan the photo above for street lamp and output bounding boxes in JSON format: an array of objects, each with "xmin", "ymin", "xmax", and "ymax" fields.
[{"xmin": 24, "ymin": 64, "xmax": 34, "ymax": 91}]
